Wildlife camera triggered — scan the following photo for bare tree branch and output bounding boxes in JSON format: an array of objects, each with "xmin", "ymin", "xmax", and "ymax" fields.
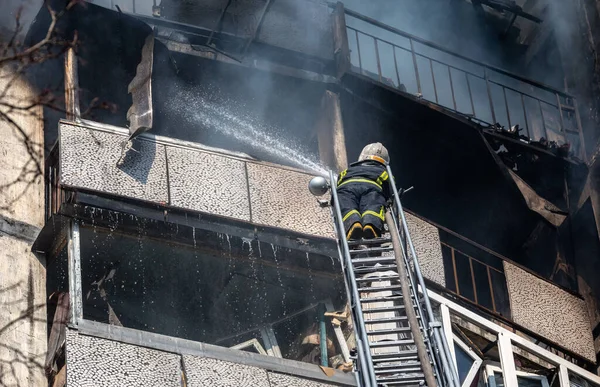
[{"xmin": 0, "ymin": 1, "xmax": 118, "ymax": 215}]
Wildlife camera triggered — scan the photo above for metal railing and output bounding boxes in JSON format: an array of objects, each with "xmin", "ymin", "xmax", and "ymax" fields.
[{"xmin": 344, "ymin": 9, "xmax": 585, "ymax": 158}]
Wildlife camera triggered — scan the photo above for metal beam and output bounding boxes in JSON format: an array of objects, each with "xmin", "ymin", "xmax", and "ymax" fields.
[
  {"xmin": 497, "ymin": 332, "xmax": 518, "ymax": 387},
  {"xmin": 428, "ymin": 290, "xmax": 600, "ymax": 385},
  {"xmin": 559, "ymin": 364, "xmax": 571, "ymax": 387},
  {"xmin": 63, "ymin": 194, "xmax": 338, "ymax": 258},
  {"xmin": 440, "ymin": 304, "xmax": 456, "ymax": 369}
]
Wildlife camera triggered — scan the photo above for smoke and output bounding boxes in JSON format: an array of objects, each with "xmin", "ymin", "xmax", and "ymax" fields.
[
  {"xmin": 0, "ymin": 0, "xmax": 39, "ymax": 40},
  {"xmin": 342, "ymin": 0, "xmax": 515, "ymax": 70},
  {"xmin": 164, "ymin": 84, "xmax": 328, "ymax": 175}
]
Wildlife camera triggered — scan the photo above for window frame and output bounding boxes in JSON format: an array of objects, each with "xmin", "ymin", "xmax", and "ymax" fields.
[
  {"xmin": 484, "ymin": 364, "xmax": 550, "ymax": 387},
  {"xmin": 454, "ymin": 334, "xmax": 483, "ymax": 387}
]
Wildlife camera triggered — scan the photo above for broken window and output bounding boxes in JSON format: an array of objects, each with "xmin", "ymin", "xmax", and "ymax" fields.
[
  {"xmin": 453, "ymin": 334, "xmax": 483, "ymax": 386},
  {"xmin": 77, "ymin": 222, "xmax": 350, "ymax": 367},
  {"xmin": 151, "ymin": 58, "xmax": 324, "ymax": 172}
]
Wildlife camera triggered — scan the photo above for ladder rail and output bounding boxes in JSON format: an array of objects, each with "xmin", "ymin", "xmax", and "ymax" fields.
[
  {"xmin": 333, "ymin": 233, "xmax": 373, "ymax": 387},
  {"xmin": 329, "ymin": 170, "xmax": 378, "ymax": 387},
  {"xmin": 386, "ymin": 165, "xmax": 461, "ymax": 387},
  {"xmin": 385, "ymin": 210, "xmax": 438, "ymax": 386},
  {"xmin": 389, "ymin": 206, "xmax": 443, "ymax": 385}
]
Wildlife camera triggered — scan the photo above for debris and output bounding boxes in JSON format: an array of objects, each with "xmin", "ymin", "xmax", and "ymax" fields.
[
  {"xmin": 319, "ymin": 365, "xmax": 336, "ymax": 377},
  {"xmin": 324, "ymin": 310, "xmax": 349, "ymax": 321}
]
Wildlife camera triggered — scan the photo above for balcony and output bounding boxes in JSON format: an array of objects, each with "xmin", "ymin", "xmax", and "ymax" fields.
[
  {"xmin": 341, "ymin": 8, "xmax": 585, "ymax": 160},
  {"xmin": 40, "ymin": 119, "xmax": 595, "ymax": 366}
]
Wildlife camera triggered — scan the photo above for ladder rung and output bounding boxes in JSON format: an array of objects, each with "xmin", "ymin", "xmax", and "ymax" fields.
[
  {"xmin": 348, "ymin": 237, "xmax": 391, "ymax": 246},
  {"xmin": 363, "ymin": 305, "xmax": 405, "ymax": 313},
  {"xmin": 372, "ymin": 353, "xmax": 419, "ymax": 362},
  {"xmin": 369, "ymin": 339, "xmax": 415, "ymax": 348},
  {"xmin": 354, "ymin": 264, "xmax": 397, "ymax": 274},
  {"xmin": 375, "ymin": 376, "xmax": 426, "ymax": 385},
  {"xmin": 367, "ymin": 327, "xmax": 412, "ymax": 336},
  {"xmin": 351, "ymin": 256, "xmax": 397, "ymax": 265},
  {"xmin": 374, "ymin": 361, "xmax": 422, "ymax": 371},
  {"xmin": 358, "ymin": 284, "xmax": 402, "ymax": 293},
  {"xmin": 364, "ymin": 317, "xmax": 411, "ymax": 326},
  {"xmin": 360, "ymin": 295, "xmax": 404, "ymax": 303},
  {"xmin": 349, "ymin": 246, "xmax": 395, "ymax": 255},
  {"xmin": 375, "ymin": 366, "xmax": 424, "ymax": 375},
  {"xmin": 356, "ymin": 274, "xmax": 399, "ymax": 283}
]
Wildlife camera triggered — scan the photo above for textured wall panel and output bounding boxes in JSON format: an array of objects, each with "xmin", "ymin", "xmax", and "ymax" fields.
[
  {"xmin": 167, "ymin": 147, "xmax": 251, "ymax": 220},
  {"xmin": 0, "ymin": 67, "xmax": 46, "ymax": 387},
  {"xmin": 504, "ymin": 262, "xmax": 595, "ymax": 361},
  {"xmin": 268, "ymin": 372, "xmax": 341, "ymax": 387},
  {"xmin": 66, "ymin": 330, "xmax": 182, "ymax": 386},
  {"xmin": 60, "ymin": 123, "xmax": 168, "ymax": 203},
  {"xmin": 0, "ymin": 236, "xmax": 46, "ymax": 387},
  {"xmin": 405, "ymin": 213, "xmax": 446, "ymax": 287},
  {"xmin": 247, "ymin": 163, "xmax": 334, "ymax": 238},
  {"xmin": 183, "ymin": 355, "xmax": 270, "ymax": 387}
]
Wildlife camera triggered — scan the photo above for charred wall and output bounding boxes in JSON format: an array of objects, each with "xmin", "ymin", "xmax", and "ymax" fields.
[
  {"xmin": 158, "ymin": 0, "xmax": 334, "ymax": 61},
  {"xmin": 152, "ymin": 55, "xmax": 325, "ymax": 169},
  {"xmin": 25, "ymin": 1, "xmax": 152, "ymax": 147},
  {"xmin": 338, "ymin": 73, "xmax": 540, "ymax": 263}
]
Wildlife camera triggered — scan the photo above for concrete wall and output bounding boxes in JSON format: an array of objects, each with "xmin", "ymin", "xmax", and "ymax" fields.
[
  {"xmin": 66, "ymin": 330, "xmax": 182, "ymax": 387},
  {"xmin": 504, "ymin": 261, "xmax": 596, "ymax": 362},
  {"xmin": 59, "ymin": 120, "xmax": 599, "ymax": 363},
  {"xmin": 0, "ymin": 66, "xmax": 46, "ymax": 386},
  {"xmin": 59, "ymin": 121, "xmax": 334, "ymax": 239},
  {"xmin": 66, "ymin": 329, "xmax": 351, "ymax": 387}
]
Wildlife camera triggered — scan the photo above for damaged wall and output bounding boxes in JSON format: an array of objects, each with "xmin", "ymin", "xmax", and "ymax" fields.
[
  {"xmin": 157, "ymin": 0, "xmax": 334, "ymax": 60},
  {"xmin": 60, "ymin": 120, "xmax": 447, "ymax": 291},
  {"xmin": 339, "ymin": 73, "xmax": 541, "ymax": 263}
]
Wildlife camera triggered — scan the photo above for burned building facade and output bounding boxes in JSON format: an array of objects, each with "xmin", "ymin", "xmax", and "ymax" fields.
[{"xmin": 2, "ymin": 0, "xmax": 600, "ymax": 386}]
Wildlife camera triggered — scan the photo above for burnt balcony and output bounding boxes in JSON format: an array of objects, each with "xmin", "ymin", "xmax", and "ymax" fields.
[
  {"xmin": 39, "ymin": 118, "xmax": 595, "ymax": 366},
  {"xmin": 341, "ymin": 8, "xmax": 586, "ymax": 160}
]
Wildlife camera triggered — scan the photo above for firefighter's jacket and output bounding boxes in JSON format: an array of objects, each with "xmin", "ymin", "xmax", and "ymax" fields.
[{"xmin": 336, "ymin": 159, "xmax": 391, "ymax": 199}]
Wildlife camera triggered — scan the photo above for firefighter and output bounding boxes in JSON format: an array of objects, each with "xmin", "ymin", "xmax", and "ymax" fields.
[{"xmin": 337, "ymin": 143, "xmax": 391, "ymax": 240}]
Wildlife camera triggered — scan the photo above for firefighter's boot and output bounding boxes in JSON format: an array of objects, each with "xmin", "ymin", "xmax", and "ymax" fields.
[
  {"xmin": 362, "ymin": 224, "xmax": 382, "ymax": 239},
  {"xmin": 346, "ymin": 222, "xmax": 363, "ymax": 240}
]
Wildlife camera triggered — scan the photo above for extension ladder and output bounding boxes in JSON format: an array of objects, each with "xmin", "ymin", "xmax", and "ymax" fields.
[{"xmin": 327, "ymin": 165, "xmax": 460, "ymax": 387}]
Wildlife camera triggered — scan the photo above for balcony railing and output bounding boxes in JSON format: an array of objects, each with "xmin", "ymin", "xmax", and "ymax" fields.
[{"xmin": 343, "ymin": 8, "xmax": 585, "ymax": 159}]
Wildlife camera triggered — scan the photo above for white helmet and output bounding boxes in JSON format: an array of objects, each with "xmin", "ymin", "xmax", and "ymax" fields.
[{"xmin": 358, "ymin": 142, "xmax": 389, "ymax": 165}]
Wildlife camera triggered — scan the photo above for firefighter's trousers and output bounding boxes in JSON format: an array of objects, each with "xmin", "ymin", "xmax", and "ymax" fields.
[{"xmin": 337, "ymin": 181, "xmax": 386, "ymax": 234}]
